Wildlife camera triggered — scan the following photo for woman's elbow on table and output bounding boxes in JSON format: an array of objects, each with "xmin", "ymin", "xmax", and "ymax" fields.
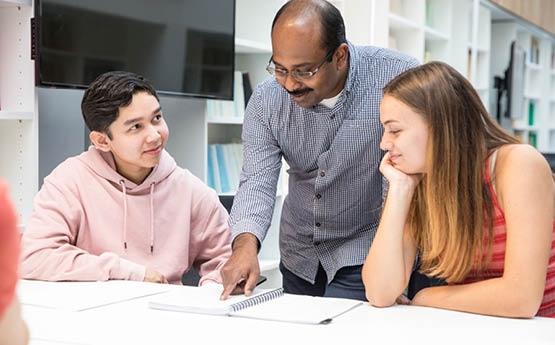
[{"xmin": 365, "ymin": 289, "xmax": 397, "ymax": 308}]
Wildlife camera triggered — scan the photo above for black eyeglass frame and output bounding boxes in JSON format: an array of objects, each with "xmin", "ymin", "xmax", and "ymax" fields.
[{"xmin": 265, "ymin": 48, "xmax": 336, "ymax": 80}]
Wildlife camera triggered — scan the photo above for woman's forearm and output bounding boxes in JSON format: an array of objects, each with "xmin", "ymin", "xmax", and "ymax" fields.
[
  {"xmin": 363, "ymin": 183, "xmax": 416, "ymax": 306},
  {"xmin": 411, "ymin": 277, "xmax": 543, "ymax": 318}
]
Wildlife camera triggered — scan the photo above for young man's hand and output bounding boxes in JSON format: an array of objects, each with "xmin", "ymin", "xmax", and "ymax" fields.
[
  {"xmin": 219, "ymin": 233, "xmax": 260, "ymax": 300},
  {"xmin": 144, "ymin": 267, "xmax": 168, "ymax": 284}
]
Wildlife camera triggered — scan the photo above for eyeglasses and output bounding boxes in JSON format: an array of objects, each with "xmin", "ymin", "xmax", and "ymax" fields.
[{"xmin": 266, "ymin": 49, "xmax": 335, "ymax": 81}]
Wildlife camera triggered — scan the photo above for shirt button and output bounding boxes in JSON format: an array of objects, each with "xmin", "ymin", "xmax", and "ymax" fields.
[
  {"xmin": 314, "ymin": 241, "xmax": 321, "ymax": 246},
  {"xmin": 316, "ymin": 194, "xmax": 321, "ymax": 199},
  {"xmin": 315, "ymin": 222, "xmax": 321, "ymax": 227},
  {"xmin": 320, "ymin": 171, "xmax": 325, "ymax": 177},
  {"xmin": 330, "ymin": 114, "xmax": 335, "ymax": 119}
]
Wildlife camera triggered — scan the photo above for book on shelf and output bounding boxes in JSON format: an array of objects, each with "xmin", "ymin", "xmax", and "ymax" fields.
[
  {"xmin": 425, "ymin": 1, "xmax": 433, "ymax": 28},
  {"xmin": 215, "ymin": 144, "xmax": 230, "ymax": 193},
  {"xmin": 207, "ymin": 143, "xmax": 243, "ymax": 193},
  {"xmin": 424, "ymin": 50, "xmax": 431, "ymax": 63},
  {"xmin": 530, "ymin": 37, "xmax": 539, "ymax": 65},
  {"xmin": 223, "ymin": 144, "xmax": 239, "ymax": 192},
  {"xmin": 528, "ymin": 102, "xmax": 535, "ymax": 126},
  {"xmin": 205, "ymin": 99, "xmax": 235, "ymax": 119},
  {"xmin": 467, "ymin": 49, "xmax": 472, "ymax": 80},
  {"xmin": 529, "ymin": 132, "xmax": 537, "ymax": 148},
  {"xmin": 206, "ymin": 71, "xmax": 253, "ymax": 121},
  {"xmin": 207, "ymin": 146, "xmax": 215, "ymax": 191},
  {"xmin": 148, "ymin": 284, "xmax": 362, "ymax": 325},
  {"xmin": 242, "ymin": 72, "xmax": 253, "ymax": 106},
  {"xmin": 208, "ymin": 145, "xmax": 222, "ymax": 194},
  {"xmin": 233, "ymin": 70, "xmax": 245, "ymax": 118}
]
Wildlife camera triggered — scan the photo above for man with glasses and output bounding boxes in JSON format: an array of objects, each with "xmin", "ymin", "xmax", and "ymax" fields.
[{"xmin": 220, "ymin": 0, "xmax": 419, "ymax": 301}]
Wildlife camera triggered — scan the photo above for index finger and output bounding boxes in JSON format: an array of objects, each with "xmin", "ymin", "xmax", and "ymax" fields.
[{"xmin": 220, "ymin": 274, "xmax": 243, "ymax": 300}]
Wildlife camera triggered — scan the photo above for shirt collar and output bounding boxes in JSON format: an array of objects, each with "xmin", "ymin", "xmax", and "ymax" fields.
[
  {"xmin": 343, "ymin": 41, "xmax": 362, "ymax": 96},
  {"xmin": 319, "ymin": 89, "xmax": 343, "ymax": 108}
]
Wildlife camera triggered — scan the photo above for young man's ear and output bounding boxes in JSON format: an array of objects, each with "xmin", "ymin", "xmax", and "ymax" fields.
[{"xmin": 89, "ymin": 131, "xmax": 111, "ymax": 152}]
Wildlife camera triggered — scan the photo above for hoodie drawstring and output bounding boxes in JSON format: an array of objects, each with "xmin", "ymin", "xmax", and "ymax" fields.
[
  {"xmin": 119, "ymin": 180, "xmax": 128, "ymax": 250},
  {"xmin": 119, "ymin": 180, "xmax": 156, "ymax": 253},
  {"xmin": 150, "ymin": 182, "xmax": 155, "ymax": 253}
]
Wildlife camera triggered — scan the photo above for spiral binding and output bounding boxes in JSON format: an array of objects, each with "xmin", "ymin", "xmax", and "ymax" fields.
[{"xmin": 230, "ymin": 288, "xmax": 285, "ymax": 313}]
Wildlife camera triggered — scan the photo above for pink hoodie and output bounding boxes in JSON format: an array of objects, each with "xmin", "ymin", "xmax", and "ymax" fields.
[{"xmin": 20, "ymin": 146, "xmax": 231, "ymax": 285}]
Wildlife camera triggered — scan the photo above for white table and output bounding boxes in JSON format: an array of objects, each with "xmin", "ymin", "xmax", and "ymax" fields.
[{"xmin": 19, "ymin": 281, "xmax": 555, "ymax": 345}]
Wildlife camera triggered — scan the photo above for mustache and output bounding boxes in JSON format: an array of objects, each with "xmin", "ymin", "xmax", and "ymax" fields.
[{"xmin": 287, "ymin": 88, "xmax": 313, "ymax": 96}]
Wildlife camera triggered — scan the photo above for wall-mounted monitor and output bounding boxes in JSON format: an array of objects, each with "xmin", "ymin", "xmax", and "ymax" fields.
[
  {"xmin": 505, "ymin": 41, "xmax": 525, "ymax": 119},
  {"xmin": 34, "ymin": 0, "xmax": 235, "ymax": 100},
  {"xmin": 494, "ymin": 41, "xmax": 525, "ymax": 122}
]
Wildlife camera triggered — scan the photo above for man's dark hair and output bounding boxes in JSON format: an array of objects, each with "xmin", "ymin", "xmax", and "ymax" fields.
[
  {"xmin": 271, "ymin": 0, "xmax": 346, "ymax": 53},
  {"xmin": 81, "ymin": 71, "xmax": 159, "ymax": 139}
]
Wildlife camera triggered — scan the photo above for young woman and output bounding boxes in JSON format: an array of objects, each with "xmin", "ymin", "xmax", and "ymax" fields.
[{"xmin": 362, "ymin": 61, "xmax": 555, "ymax": 318}]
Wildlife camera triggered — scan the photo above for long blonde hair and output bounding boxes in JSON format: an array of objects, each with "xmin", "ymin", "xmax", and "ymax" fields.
[{"xmin": 383, "ymin": 61, "xmax": 519, "ymax": 282}]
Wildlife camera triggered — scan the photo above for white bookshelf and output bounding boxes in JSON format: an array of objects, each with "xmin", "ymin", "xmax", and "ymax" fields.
[
  {"xmin": 468, "ymin": 4, "xmax": 491, "ymax": 109},
  {"xmin": 235, "ymin": 38, "xmax": 271, "ymax": 54},
  {"xmin": 491, "ymin": 17, "xmax": 555, "ymax": 153},
  {"xmin": 0, "ymin": 1, "xmax": 37, "ymax": 229},
  {"xmin": 424, "ymin": 0, "xmax": 452, "ymax": 63},
  {"xmin": 335, "ymin": 0, "xmax": 490, "ymax": 109},
  {"xmin": 207, "ymin": 117, "xmax": 244, "ymax": 125}
]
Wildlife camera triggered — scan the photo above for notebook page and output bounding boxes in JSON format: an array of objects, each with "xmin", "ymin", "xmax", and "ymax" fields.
[
  {"xmin": 18, "ymin": 279, "xmax": 170, "ymax": 312},
  {"xmin": 231, "ymin": 294, "xmax": 362, "ymax": 324},
  {"xmin": 148, "ymin": 284, "xmax": 278, "ymax": 315}
]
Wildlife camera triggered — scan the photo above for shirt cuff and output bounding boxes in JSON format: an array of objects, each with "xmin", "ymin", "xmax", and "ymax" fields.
[{"xmin": 230, "ymin": 219, "xmax": 267, "ymax": 249}]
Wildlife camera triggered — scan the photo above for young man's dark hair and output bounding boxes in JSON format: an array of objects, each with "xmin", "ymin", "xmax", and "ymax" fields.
[
  {"xmin": 271, "ymin": 0, "xmax": 346, "ymax": 54},
  {"xmin": 81, "ymin": 71, "xmax": 159, "ymax": 139}
]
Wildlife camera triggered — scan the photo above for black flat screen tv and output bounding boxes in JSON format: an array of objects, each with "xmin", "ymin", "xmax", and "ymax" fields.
[{"xmin": 34, "ymin": 0, "xmax": 235, "ymax": 100}]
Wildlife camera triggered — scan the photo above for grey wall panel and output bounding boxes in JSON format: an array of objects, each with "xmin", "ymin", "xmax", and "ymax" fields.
[
  {"xmin": 160, "ymin": 96, "xmax": 206, "ymax": 181},
  {"xmin": 38, "ymin": 87, "xmax": 87, "ymax": 186}
]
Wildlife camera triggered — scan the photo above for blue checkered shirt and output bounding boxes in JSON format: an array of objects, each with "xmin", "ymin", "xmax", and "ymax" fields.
[{"xmin": 230, "ymin": 42, "xmax": 419, "ymax": 284}]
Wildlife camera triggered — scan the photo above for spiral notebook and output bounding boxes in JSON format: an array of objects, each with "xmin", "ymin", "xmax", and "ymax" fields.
[{"xmin": 148, "ymin": 285, "xmax": 362, "ymax": 325}]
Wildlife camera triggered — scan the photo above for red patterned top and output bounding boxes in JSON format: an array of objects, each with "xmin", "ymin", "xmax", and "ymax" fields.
[
  {"xmin": 0, "ymin": 179, "xmax": 20, "ymax": 320},
  {"xmin": 460, "ymin": 156, "xmax": 555, "ymax": 317}
]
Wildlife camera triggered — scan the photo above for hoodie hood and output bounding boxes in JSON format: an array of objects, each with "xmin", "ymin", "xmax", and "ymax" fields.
[
  {"xmin": 77, "ymin": 145, "xmax": 177, "ymax": 252},
  {"xmin": 77, "ymin": 145, "xmax": 177, "ymax": 194}
]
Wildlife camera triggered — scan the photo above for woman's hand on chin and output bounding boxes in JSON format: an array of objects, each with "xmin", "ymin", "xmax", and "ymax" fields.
[{"xmin": 380, "ymin": 152, "xmax": 422, "ymax": 190}]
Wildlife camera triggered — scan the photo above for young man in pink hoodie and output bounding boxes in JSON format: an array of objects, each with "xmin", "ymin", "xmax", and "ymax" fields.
[{"xmin": 20, "ymin": 71, "xmax": 232, "ymax": 285}]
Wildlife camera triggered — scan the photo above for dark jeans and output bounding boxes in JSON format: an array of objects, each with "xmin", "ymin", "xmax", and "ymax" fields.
[
  {"xmin": 280, "ymin": 260, "xmax": 446, "ymax": 302},
  {"xmin": 280, "ymin": 262, "xmax": 367, "ymax": 301}
]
